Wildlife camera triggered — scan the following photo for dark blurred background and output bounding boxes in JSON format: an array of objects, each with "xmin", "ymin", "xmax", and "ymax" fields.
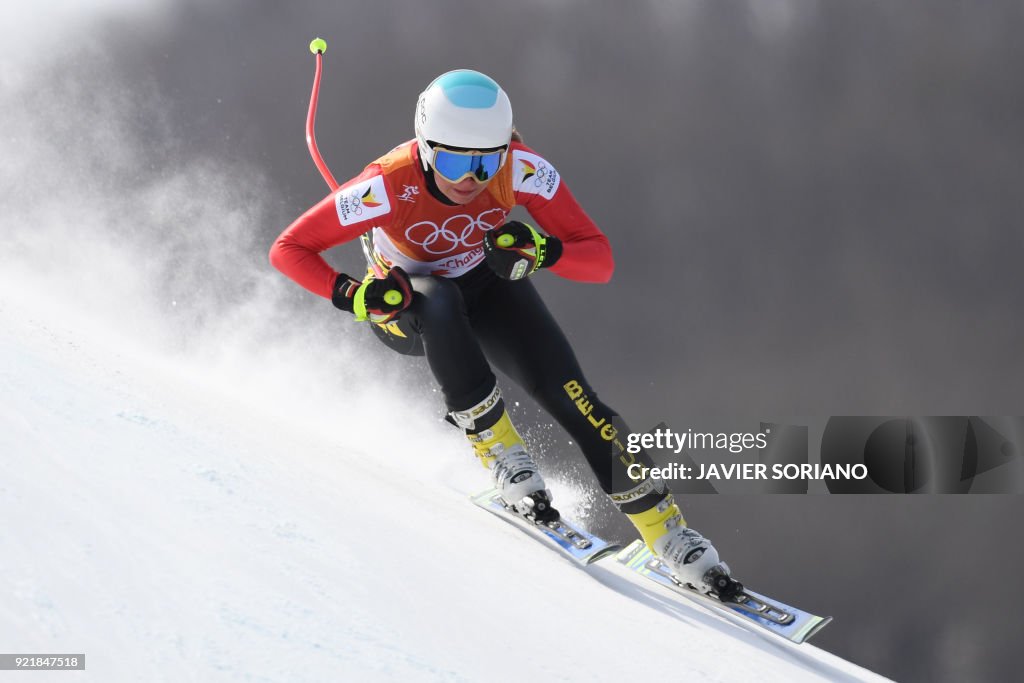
[{"xmin": 10, "ymin": 1, "xmax": 1024, "ymax": 680}]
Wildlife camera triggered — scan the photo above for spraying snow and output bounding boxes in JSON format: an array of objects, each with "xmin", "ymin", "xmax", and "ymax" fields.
[{"xmin": 0, "ymin": 286, "xmax": 889, "ymax": 682}]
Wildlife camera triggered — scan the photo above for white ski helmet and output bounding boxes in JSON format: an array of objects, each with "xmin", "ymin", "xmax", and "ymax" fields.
[{"xmin": 414, "ymin": 69, "xmax": 513, "ymax": 171}]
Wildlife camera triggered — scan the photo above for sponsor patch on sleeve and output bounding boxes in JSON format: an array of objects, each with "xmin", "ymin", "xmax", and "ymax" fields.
[
  {"xmin": 512, "ymin": 149, "xmax": 560, "ymax": 200},
  {"xmin": 335, "ymin": 175, "xmax": 392, "ymax": 226}
]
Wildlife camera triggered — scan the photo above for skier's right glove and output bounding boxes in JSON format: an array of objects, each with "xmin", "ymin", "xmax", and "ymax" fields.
[{"xmin": 332, "ymin": 266, "xmax": 413, "ymax": 324}]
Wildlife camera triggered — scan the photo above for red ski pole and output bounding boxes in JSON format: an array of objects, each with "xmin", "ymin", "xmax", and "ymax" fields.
[
  {"xmin": 305, "ymin": 38, "xmax": 339, "ymax": 192},
  {"xmin": 305, "ymin": 38, "xmax": 384, "ymax": 278}
]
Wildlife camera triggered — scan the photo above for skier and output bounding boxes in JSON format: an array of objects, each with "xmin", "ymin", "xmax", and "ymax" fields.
[{"xmin": 270, "ymin": 69, "xmax": 729, "ymax": 593}]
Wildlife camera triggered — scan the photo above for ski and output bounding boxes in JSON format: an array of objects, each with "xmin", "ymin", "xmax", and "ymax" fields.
[
  {"xmin": 471, "ymin": 489, "xmax": 621, "ymax": 565},
  {"xmin": 616, "ymin": 540, "xmax": 832, "ymax": 644}
]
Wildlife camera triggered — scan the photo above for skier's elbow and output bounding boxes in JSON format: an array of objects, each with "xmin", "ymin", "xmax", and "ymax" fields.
[
  {"xmin": 268, "ymin": 237, "xmax": 286, "ymax": 273},
  {"xmin": 593, "ymin": 242, "xmax": 615, "ymax": 283},
  {"xmin": 268, "ymin": 232, "xmax": 302, "ymax": 274},
  {"xmin": 590, "ymin": 259, "xmax": 614, "ymax": 284}
]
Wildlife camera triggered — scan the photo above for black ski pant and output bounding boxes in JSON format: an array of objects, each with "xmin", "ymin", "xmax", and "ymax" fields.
[{"xmin": 382, "ymin": 264, "xmax": 658, "ymax": 511}]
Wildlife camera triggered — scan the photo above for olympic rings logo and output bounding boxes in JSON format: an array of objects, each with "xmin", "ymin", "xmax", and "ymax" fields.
[
  {"xmin": 528, "ymin": 163, "xmax": 551, "ymax": 188},
  {"xmin": 340, "ymin": 193, "xmax": 365, "ymax": 217},
  {"xmin": 404, "ymin": 208, "xmax": 506, "ymax": 255}
]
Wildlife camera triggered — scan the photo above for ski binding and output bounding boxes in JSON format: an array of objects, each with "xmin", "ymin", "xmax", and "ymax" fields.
[
  {"xmin": 471, "ymin": 488, "xmax": 621, "ymax": 565},
  {"xmin": 616, "ymin": 540, "xmax": 832, "ymax": 644}
]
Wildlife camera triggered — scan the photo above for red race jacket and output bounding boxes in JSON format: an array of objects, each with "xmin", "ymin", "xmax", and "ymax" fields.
[{"xmin": 270, "ymin": 140, "xmax": 613, "ymax": 299}]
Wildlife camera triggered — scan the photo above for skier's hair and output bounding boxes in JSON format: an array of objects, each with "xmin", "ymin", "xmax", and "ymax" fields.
[{"xmin": 510, "ymin": 127, "xmax": 523, "ymax": 144}]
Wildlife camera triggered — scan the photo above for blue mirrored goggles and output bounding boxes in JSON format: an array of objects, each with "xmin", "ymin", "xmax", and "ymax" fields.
[{"xmin": 430, "ymin": 146, "xmax": 507, "ymax": 183}]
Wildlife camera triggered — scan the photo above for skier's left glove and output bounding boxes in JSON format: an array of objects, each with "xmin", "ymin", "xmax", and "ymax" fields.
[
  {"xmin": 483, "ymin": 221, "xmax": 562, "ymax": 280},
  {"xmin": 332, "ymin": 266, "xmax": 414, "ymax": 324}
]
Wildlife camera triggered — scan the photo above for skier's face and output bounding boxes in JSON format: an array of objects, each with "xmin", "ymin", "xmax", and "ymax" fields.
[{"xmin": 435, "ymin": 173, "xmax": 490, "ymax": 205}]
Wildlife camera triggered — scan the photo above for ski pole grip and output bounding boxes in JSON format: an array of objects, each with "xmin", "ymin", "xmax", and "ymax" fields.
[
  {"xmin": 383, "ymin": 289, "xmax": 403, "ymax": 306},
  {"xmin": 496, "ymin": 233, "xmax": 516, "ymax": 248}
]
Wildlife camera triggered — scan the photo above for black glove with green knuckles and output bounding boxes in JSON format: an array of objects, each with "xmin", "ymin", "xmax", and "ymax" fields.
[
  {"xmin": 483, "ymin": 221, "xmax": 563, "ymax": 280},
  {"xmin": 332, "ymin": 266, "xmax": 413, "ymax": 324}
]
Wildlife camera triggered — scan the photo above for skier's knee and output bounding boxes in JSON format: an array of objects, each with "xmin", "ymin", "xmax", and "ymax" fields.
[{"xmin": 407, "ymin": 276, "xmax": 466, "ymax": 332}]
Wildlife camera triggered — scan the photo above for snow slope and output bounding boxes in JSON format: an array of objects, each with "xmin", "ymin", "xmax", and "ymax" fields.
[{"xmin": 0, "ymin": 287, "xmax": 890, "ymax": 683}]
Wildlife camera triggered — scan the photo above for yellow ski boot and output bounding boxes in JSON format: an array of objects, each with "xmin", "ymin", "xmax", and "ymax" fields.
[
  {"xmin": 627, "ymin": 493, "xmax": 725, "ymax": 593},
  {"xmin": 450, "ymin": 386, "xmax": 556, "ymax": 521}
]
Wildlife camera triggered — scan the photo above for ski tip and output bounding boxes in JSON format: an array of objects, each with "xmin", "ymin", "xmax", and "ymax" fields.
[
  {"xmin": 586, "ymin": 545, "xmax": 624, "ymax": 565},
  {"xmin": 796, "ymin": 615, "xmax": 833, "ymax": 644},
  {"xmin": 470, "ymin": 488, "xmax": 501, "ymax": 506},
  {"xmin": 614, "ymin": 539, "xmax": 651, "ymax": 568}
]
